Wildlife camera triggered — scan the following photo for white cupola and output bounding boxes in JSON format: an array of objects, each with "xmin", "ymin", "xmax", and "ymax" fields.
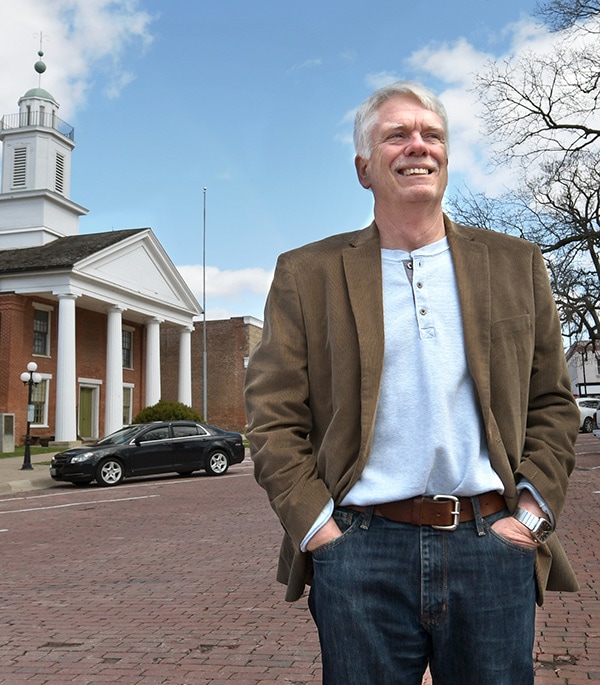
[{"xmin": 0, "ymin": 40, "xmax": 88, "ymax": 248}]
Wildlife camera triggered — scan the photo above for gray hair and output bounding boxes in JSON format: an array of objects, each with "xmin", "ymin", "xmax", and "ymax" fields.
[{"xmin": 353, "ymin": 80, "xmax": 449, "ymax": 159}]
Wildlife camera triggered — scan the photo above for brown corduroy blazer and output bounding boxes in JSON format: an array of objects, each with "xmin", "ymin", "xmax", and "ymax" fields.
[{"xmin": 244, "ymin": 216, "xmax": 580, "ymax": 603}]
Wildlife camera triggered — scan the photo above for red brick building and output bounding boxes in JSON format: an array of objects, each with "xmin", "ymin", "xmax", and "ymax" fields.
[{"xmin": 160, "ymin": 316, "xmax": 263, "ymax": 434}]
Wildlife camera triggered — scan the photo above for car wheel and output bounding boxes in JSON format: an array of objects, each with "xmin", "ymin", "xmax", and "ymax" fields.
[
  {"xmin": 583, "ymin": 417, "xmax": 594, "ymax": 433},
  {"xmin": 95, "ymin": 458, "xmax": 125, "ymax": 486},
  {"xmin": 205, "ymin": 450, "xmax": 229, "ymax": 476}
]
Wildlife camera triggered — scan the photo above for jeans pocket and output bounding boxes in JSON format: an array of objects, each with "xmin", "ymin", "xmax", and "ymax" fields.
[
  {"xmin": 310, "ymin": 509, "xmax": 362, "ymax": 558},
  {"xmin": 485, "ymin": 522, "xmax": 538, "ymax": 556}
]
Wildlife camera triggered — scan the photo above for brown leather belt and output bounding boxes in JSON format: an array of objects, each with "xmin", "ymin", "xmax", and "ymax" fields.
[{"xmin": 345, "ymin": 491, "xmax": 506, "ymax": 531}]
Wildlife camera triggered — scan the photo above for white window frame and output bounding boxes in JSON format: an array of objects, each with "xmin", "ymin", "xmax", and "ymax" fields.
[
  {"xmin": 31, "ymin": 373, "xmax": 52, "ymax": 428},
  {"xmin": 32, "ymin": 303, "xmax": 53, "ymax": 357},
  {"xmin": 122, "ymin": 326, "xmax": 134, "ymax": 370},
  {"xmin": 123, "ymin": 383, "xmax": 134, "ymax": 425}
]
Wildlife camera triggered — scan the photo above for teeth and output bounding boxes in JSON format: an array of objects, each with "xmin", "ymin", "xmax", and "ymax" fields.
[{"xmin": 401, "ymin": 168, "xmax": 430, "ymax": 176}]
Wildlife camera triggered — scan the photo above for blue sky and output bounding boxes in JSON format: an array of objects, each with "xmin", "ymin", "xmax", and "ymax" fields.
[{"xmin": 1, "ymin": 0, "xmax": 555, "ymax": 320}]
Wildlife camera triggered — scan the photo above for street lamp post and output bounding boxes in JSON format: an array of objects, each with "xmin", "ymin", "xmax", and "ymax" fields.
[{"xmin": 20, "ymin": 361, "xmax": 42, "ymax": 471}]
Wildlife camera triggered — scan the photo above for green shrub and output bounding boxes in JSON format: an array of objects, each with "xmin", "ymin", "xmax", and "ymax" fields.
[{"xmin": 133, "ymin": 400, "xmax": 203, "ymax": 424}]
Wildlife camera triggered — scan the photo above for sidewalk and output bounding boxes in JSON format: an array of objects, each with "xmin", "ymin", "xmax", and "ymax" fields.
[{"xmin": 0, "ymin": 452, "xmax": 57, "ymax": 494}]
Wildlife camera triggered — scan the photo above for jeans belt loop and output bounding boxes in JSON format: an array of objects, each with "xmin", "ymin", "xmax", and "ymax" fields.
[
  {"xmin": 359, "ymin": 505, "xmax": 373, "ymax": 530},
  {"xmin": 470, "ymin": 494, "xmax": 486, "ymax": 536}
]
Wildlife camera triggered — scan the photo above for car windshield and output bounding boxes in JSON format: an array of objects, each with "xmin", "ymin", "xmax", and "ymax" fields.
[{"xmin": 97, "ymin": 426, "xmax": 143, "ymax": 445}]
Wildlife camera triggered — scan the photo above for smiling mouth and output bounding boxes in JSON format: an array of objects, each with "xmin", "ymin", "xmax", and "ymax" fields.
[{"xmin": 399, "ymin": 167, "xmax": 433, "ymax": 176}]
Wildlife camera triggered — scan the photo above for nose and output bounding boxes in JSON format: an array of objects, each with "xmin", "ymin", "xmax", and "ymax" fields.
[{"xmin": 404, "ymin": 131, "xmax": 428, "ymax": 155}]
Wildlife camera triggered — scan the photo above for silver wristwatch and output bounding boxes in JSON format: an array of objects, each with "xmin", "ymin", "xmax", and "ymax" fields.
[{"xmin": 512, "ymin": 507, "xmax": 554, "ymax": 543}]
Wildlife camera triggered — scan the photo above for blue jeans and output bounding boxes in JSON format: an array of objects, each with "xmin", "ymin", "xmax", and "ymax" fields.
[{"xmin": 308, "ymin": 503, "xmax": 536, "ymax": 685}]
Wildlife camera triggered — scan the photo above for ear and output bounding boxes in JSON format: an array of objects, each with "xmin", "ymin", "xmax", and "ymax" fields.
[{"xmin": 355, "ymin": 155, "xmax": 371, "ymax": 189}]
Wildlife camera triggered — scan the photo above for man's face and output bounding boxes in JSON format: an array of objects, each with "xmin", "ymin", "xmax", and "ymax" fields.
[{"xmin": 355, "ymin": 95, "xmax": 449, "ymax": 208}]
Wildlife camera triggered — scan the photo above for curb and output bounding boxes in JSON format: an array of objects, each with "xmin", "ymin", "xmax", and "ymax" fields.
[{"xmin": 0, "ymin": 478, "xmax": 55, "ymax": 494}]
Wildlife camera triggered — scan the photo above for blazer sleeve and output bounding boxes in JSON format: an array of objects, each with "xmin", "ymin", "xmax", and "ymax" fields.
[
  {"xmin": 513, "ymin": 245, "xmax": 579, "ymax": 521},
  {"xmin": 244, "ymin": 253, "xmax": 333, "ymax": 550}
]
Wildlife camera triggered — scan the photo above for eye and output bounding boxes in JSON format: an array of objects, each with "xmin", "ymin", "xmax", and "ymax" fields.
[
  {"xmin": 387, "ymin": 131, "xmax": 407, "ymax": 142},
  {"xmin": 425, "ymin": 131, "xmax": 444, "ymax": 143}
]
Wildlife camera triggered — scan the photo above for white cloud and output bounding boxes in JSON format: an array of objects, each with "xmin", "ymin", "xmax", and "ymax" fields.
[
  {"xmin": 288, "ymin": 58, "xmax": 323, "ymax": 72},
  {"xmin": 0, "ymin": 0, "xmax": 154, "ymax": 119},
  {"xmin": 364, "ymin": 71, "xmax": 401, "ymax": 90},
  {"xmin": 176, "ymin": 264, "xmax": 274, "ymax": 301},
  {"xmin": 408, "ymin": 38, "xmax": 492, "ymax": 87}
]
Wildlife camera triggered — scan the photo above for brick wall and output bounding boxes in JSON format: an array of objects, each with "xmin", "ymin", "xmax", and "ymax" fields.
[
  {"xmin": 0, "ymin": 294, "xmax": 148, "ymax": 445},
  {"xmin": 160, "ymin": 317, "xmax": 263, "ymax": 434},
  {"xmin": 0, "ymin": 294, "xmax": 57, "ymax": 444}
]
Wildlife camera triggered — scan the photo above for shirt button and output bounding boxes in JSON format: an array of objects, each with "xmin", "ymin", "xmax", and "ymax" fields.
[
  {"xmin": 416, "ymin": 282, "xmax": 423, "ymax": 289},
  {"xmin": 419, "ymin": 308, "xmax": 427, "ymax": 316},
  {"xmin": 406, "ymin": 262, "xmax": 413, "ymax": 269}
]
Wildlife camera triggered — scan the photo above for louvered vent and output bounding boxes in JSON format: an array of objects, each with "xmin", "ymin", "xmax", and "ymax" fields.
[
  {"xmin": 55, "ymin": 153, "xmax": 65, "ymax": 194},
  {"xmin": 12, "ymin": 147, "xmax": 27, "ymax": 188}
]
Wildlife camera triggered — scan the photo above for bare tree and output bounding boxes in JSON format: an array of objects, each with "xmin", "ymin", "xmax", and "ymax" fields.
[
  {"xmin": 536, "ymin": 0, "xmax": 600, "ymax": 31},
  {"xmin": 475, "ymin": 42, "xmax": 600, "ymax": 162},
  {"xmin": 449, "ymin": 4, "xmax": 600, "ymax": 343}
]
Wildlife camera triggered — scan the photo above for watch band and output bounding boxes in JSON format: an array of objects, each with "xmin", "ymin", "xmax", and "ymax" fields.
[{"xmin": 512, "ymin": 507, "xmax": 553, "ymax": 543}]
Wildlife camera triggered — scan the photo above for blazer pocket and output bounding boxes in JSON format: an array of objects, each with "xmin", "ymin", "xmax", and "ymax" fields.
[{"xmin": 491, "ymin": 314, "xmax": 531, "ymax": 339}]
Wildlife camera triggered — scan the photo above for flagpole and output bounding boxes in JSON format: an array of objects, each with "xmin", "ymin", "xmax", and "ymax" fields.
[{"xmin": 202, "ymin": 187, "xmax": 208, "ymax": 422}]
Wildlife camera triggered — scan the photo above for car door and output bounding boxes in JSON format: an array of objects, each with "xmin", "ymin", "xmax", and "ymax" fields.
[
  {"xmin": 171, "ymin": 423, "xmax": 211, "ymax": 472},
  {"xmin": 127, "ymin": 425, "xmax": 174, "ymax": 475}
]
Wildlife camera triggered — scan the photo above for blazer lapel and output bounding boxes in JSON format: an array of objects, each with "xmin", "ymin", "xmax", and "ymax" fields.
[
  {"xmin": 446, "ymin": 220, "xmax": 492, "ymax": 414},
  {"xmin": 342, "ymin": 223, "xmax": 384, "ymax": 462}
]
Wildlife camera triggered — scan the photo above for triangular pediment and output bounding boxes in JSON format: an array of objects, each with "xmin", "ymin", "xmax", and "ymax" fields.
[{"xmin": 75, "ymin": 229, "xmax": 201, "ymax": 316}]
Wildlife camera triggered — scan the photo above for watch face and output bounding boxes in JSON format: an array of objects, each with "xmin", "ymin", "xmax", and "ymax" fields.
[{"xmin": 534, "ymin": 519, "xmax": 553, "ymax": 543}]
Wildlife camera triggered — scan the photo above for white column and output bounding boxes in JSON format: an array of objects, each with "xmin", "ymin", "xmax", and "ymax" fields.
[
  {"xmin": 145, "ymin": 318, "xmax": 162, "ymax": 407},
  {"xmin": 54, "ymin": 293, "xmax": 78, "ymax": 443},
  {"xmin": 104, "ymin": 306, "xmax": 124, "ymax": 436},
  {"xmin": 178, "ymin": 325, "xmax": 194, "ymax": 406}
]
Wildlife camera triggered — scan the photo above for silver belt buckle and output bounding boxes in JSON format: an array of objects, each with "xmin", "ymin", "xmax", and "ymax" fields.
[{"xmin": 432, "ymin": 494, "xmax": 460, "ymax": 531}]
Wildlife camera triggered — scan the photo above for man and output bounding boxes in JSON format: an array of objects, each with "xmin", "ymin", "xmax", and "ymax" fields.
[{"xmin": 244, "ymin": 81, "xmax": 579, "ymax": 684}]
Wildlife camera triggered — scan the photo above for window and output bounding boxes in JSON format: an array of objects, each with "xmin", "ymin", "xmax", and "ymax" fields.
[
  {"xmin": 31, "ymin": 378, "xmax": 49, "ymax": 426},
  {"xmin": 122, "ymin": 329, "xmax": 133, "ymax": 369},
  {"xmin": 122, "ymin": 385, "xmax": 133, "ymax": 425},
  {"xmin": 12, "ymin": 147, "xmax": 27, "ymax": 188},
  {"xmin": 172, "ymin": 424, "xmax": 201, "ymax": 438},
  {"xmin": 139, "ymin": 427, "xmax": 169, "ymax": 442},
  {"xmin": 55, "ymin": 153, "xmax": 65, "ymax": 194},
  {"xmin": 33, "ymin": 307, "xmax": 51, "ymax": 356}
]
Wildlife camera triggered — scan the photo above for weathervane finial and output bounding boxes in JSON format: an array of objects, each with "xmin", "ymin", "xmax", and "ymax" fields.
[{"xmin": 33, "ymin": 31, "xmax": 48, "ymax": 87}]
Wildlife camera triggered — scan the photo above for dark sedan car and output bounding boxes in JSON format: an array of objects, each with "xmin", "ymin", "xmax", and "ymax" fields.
[{"xmin": 50, "ymin": 421, "xmax": 245, "ymax": 487}]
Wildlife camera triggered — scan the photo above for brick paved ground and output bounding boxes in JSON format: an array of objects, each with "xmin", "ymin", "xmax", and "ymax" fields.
[
  {"xmin": 0, "ymin": 434, "xmax": 597, "ymax": 684},
  {"xmin": 533, "ymin": 434, "xmax": 600, "ymax": 684}
]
